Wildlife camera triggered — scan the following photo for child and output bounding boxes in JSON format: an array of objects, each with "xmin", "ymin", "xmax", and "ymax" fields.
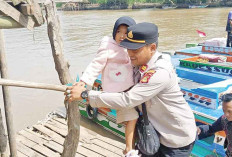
[
  {"xmin": 80, "ymin": 16, "xmax": 139, "ymax": 156},
  {"xmin": 198, "ymin": 93, "xmax": 232, "ymax": 157}
]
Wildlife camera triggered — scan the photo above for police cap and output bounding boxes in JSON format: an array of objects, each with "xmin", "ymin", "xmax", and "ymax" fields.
[{"xmin": 120, "ymin": 22, "xmax": 158, "ymax": 50}]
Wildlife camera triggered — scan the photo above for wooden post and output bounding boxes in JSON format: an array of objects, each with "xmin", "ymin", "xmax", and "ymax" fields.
[
  {"xmin": 0, "ymin": 109, "xmax": 7, "ymax": 157},
  {"xmin": 0, "ymin": 30, "xmax": 17, "ymax": 157},
  {"xmin": 44, "ymin": 1, "xmax": 80, "ymax": 157},
  {"xmin": 30, "ymin": 0, "xmax": 45, "ymax": 25}
]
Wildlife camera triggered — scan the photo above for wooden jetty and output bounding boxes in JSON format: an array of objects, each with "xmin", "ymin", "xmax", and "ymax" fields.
[
  {"xmin": 0, "ymin": 0, "xmax": 82, "ymax": 156},
  {"xmin": 15, "ymin": 111, "xmax": 125, "ymax": 157}
]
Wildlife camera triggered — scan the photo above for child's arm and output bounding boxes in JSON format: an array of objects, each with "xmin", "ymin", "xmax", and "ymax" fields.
[
  {"xmin": 81, "ymin": 47, "xmax": 109, "ymax": 86},
  {"xmin": 198, "ymin": 116, "xmax": 223, "ymax": 139}
]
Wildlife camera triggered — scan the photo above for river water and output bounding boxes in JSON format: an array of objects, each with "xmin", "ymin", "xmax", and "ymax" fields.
[{"xmin": 0, "ymin": 8, "xmax": 231, "ymax": 136}]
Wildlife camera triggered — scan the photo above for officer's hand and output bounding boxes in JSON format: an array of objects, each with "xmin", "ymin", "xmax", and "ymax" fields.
[{"xmin": 64, "ymin": 82, "xmax": 86, "ymax": 103}]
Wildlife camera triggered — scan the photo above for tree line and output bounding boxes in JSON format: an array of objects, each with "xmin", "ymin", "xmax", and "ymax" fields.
[{"xmin": 87, "ymin": 0, "xmax": 220, "ymax": 8}]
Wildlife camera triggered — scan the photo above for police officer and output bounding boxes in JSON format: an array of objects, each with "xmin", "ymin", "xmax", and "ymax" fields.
[{"xmin": 65, "ymin": 22, "xmax": 197, "ymax": 157}]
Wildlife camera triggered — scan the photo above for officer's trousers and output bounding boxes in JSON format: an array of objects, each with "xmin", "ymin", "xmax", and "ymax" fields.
[{"xmin": 139, "ymin": 141, "xmax": 195, "ymax": 157}]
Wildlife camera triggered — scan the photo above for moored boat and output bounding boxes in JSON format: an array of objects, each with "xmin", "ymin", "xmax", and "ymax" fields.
[
  {"xmin": 174, "ymin": 45, "xmax": 232, "ymax": 156},
  {"xmin": 162, "ymin": 5, "xmax": 177, "ymax": 9},
  {"xmin": 189, "ymin": 4, "xmax": 208, "ymax": 8}
]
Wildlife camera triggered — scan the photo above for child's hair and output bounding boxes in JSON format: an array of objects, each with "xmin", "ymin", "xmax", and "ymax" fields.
[
  {"xmin": 221, "ymin": 93, "xmax": 232, "ymax": 103},
  {"xmin": 112, "ymin": 16, "xmax": 136, "ymax": 40}
]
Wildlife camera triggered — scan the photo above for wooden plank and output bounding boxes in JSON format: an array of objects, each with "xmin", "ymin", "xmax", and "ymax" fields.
[
  {"xmin": 44, "ymin": 122, "xmax": 67, "ymax": 137},
  {"xmin": 33, "ymin": 144, "xmax": 60, "ymax": 157},
  {"xmin": 32, "ymin": 124, "xmax": 85, "ymax": 152},
  {"xmin": 31, "ymin": 125, "xmax": 99, "ymax": 157},
  {"xmin": 0, "ymin": 79, "xmax": 66, "ymax": 92},
  {"xmin": 29, "ymin": 126, "xmax": 98, "ymax": 157},
  {"xmin": 49, "ymin": 119, "xmax": 95, "ymax": 142},
  {"xmin": 17, "ymin": 142, "xmax": 42, "ymax": 157},
  {"xmin": 52, "ymin": 118, "xmax": 97, "ymax": 143},
  {"xmin": 17, "ymin": 135, "xmax": 44, "ymax": 157},
  {"xmin": 33, "ymin": 124, "xmax": 64, "ymax": 140},
  {"xmin": 17, "ymin": 135, "xmax": 37, "ymax": 148},
  {"xmin": 82, "ymin": 143, "xmax": 120, "ymax": 157},
  {"xmin": 17, "ymin": 134, "xmax": 59, "ymax": 157},
  {"xmin": 23, "ymin": 128, "xmax": 67, "ymax": 155},
  {"xmin": 33, "ymin": 124, "xmax": 65, "ymax": 144},
  {"xmin": 18, "ymin": 133, "xmax": 59, "ymax": 157},
  {"xmin": 96, "ymin": 136, "xmax": 125, "ymax": 150},
  {"xmin": 50, "ymin": 118, "xmax": 67, "ymax": 130},
  {"xmin": 92, "ymin": 138, "xmax": 124, "ymax": 156},
  {"xmin": 19, "ymin": 4, "xmax": 33, "ymax": 16},
  {"xmin": 24, "ymin": 128, "xmax": 52, "ymax": 142},
  {"xmin": 53, "ymin": 117, "xmax": 67, "ymax": 125},
  {"xmin": 0, "ymin": 28, "xmax": 18, "ymax": 157},
  {"xmin": 43, "ymin": 141, "xmax": 63, "ymax": 154},
  {"xmin": 75, "ymin": 153, "xmax": 86, "ymax": 157},
  {"xmin": 0, "ymin": 0, "xmax": 35, "ymax": 30},
  {"xmin": 77, "ymin": 145, "xmax": 104, "ymax": 157},
  {"xmin": 17, "ymin": 151, "xmax": 28, "ymax": 157},
  {"xmin": 18, "ymin": 129, "xmax": 45, "ymax": 145},
  {"xmin": 0, "ymin": 108, "xmax": 7, "ymax": 156},
  {"xmin": 30, "ymin": 0, "xmax": 44, "ymax": 25},
  {"xmin": 40, "ymin": 138, "xmax": 85, "ymax": 157}
]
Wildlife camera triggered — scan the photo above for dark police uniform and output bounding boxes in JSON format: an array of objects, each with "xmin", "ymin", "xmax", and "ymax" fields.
[{"xmin": 87, "ymin": 23, "xmax": 197, "ymax": 157}]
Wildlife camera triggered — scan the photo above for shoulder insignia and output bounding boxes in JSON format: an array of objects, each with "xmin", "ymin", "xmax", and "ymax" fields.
[
  {"xmin": 140, "ymin": 69, "xmax": 156, "ymax": 83},
  {"xmin": 139, "ymin": 65, "xmax": 148, "ymax": 73}
]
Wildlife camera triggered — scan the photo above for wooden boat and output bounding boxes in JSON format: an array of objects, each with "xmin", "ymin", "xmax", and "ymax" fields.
[
  {"xmin": 175, "ymin": 46, "xmax": 232, "ymax": 156},
  {"xmin": 162, "ymin": 5, "xmax": 177, "ymax": 9},
  {"xmin": 78, "ymin": 45, "xmax": 232, "ymax": 157},
  {"xmin": 189, "ymin": 4, "xmax": 208, "ymax": 9}
]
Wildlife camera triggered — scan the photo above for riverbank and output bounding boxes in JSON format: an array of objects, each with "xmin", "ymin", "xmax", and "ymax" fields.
[{"xmin": 57, "ymin": 1, "xmax": 232, "ymax": 11}]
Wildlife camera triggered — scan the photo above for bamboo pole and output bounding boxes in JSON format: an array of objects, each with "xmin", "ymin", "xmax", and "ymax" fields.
[
  {"xmin": 0, "ymin": 109, "xmax": 7, "ymax": 157},
  {"xmin": 0, "ymin": 79, "xmax": 66, "ymax": 92},
  {"xmin": 0, "ymin": 30, "xmax": 17, "ymax": 157},
  {"xmin": 44, "ymin": 1, "xmax": 80, "ymax": 157}
]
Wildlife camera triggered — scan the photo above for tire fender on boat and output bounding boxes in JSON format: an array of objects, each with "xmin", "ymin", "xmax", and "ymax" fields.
[{"xmin": 86, "ymin": 104, "xmax": 98, "ymax": 120}]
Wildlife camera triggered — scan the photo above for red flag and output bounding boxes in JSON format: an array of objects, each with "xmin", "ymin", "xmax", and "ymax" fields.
[{"xmin": 196, "ymin": 30, "xmax": 206, "ymax": 37}]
